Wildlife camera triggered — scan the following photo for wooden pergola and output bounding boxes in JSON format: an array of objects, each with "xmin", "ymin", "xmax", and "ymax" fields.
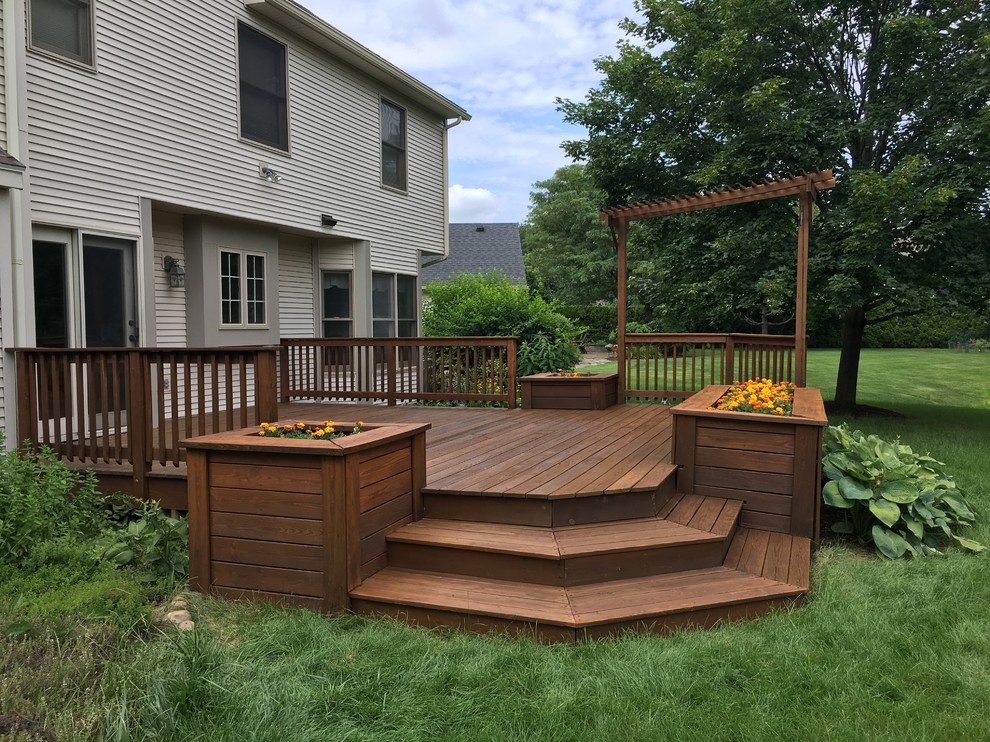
[{"xmin": 601, "ymin": 170, "xmax": 836, "ymax": 390}]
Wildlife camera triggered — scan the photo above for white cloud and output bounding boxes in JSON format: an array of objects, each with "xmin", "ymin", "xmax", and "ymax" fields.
[{"xmin": 449, "ymin": 184, "xmax": 500, "ymax": 222}]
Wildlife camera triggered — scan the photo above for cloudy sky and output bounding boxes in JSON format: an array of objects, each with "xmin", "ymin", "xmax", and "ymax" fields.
[{"xmin": 304, "ymin": 1, "xmax": 642, "ymax": 224}]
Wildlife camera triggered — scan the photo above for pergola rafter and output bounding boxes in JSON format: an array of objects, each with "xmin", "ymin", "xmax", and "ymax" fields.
[{"xmin": 601, "ymin": 169, "xmax": 836, "ymax": 392}]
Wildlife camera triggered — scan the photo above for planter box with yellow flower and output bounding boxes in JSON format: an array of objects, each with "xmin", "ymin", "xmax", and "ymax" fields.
[
  {"xmin": 672, "ymin": 381, "xmax": 827, "ymax": 539},
  {"xmin": 184, "ymin": 419, "xmax": 430, "ymax": 613},
  {"xmin": 520, "ymin": 371, "xmax": 619, "ymax": 410}
]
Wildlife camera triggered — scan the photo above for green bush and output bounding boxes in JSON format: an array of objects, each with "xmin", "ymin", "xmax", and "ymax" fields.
[
  {"xmin": 0, "ymin": 435, "xmax": 110, "ymax": 564},
  {"xmin": 822, "ymin": 424, "xmax": 984, "ymax": 558},
  {"xmin": 424, "ymin": 271, "xmax": 580, "ymax": 376},
  {"xmin": 95, "ymin": 499, "xmax": 189, "ymax": 586}
]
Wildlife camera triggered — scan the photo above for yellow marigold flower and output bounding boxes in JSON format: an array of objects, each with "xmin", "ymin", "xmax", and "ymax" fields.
[
  {"xmin": 356, "ymin": 421, "xmax": 365, "ymax": 427},
  {"xmin": 258, "ymin": 431, "xmax": 266, "ymax": 436}
]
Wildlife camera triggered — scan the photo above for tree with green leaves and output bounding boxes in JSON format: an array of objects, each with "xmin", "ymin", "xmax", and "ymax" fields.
[
  {"xmin": 560, "ymin": 0, "xmax": 990, "ymax": 406},
  {"xmin": 519, "ymin": 164, "xmax": 616, "ymax": 305}
]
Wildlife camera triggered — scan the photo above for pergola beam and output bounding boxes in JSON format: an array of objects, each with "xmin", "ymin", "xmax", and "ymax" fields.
[{"xmin": 604, "ymin": 170, "xmax": 835, "ymax": 393}]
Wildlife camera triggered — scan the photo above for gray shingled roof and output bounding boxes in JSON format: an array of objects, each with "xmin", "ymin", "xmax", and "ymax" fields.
[
  {"xmin": 421, "ymin": 223, "xmax": 527, "ymax": 285},
  {"xmin": 0, "ymin": 147, "xmax": 25, "ymax": 169}
]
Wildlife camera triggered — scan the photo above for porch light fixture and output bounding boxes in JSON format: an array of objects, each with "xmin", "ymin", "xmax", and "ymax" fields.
[
  {"xmin": 163, "ymin": 256, "xmax": 186, "ymax": 288},
  {"xmin": 259, "ymin": 163, "xmax": 283, "ymax": 183},
  {"xmin": 321, "ymin": 214, "xmax": 338, "ymax": 227}
]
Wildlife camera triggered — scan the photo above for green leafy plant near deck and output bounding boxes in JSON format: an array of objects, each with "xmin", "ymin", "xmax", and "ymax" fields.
[{"xmin": 822, "ymin": 424, "xmax": 984, "ymax": 559}]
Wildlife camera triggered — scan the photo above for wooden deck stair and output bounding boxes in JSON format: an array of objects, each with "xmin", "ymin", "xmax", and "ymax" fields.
[{"xmin": 351, "ymin": 492, "xmax": 811, "ymax": 642}]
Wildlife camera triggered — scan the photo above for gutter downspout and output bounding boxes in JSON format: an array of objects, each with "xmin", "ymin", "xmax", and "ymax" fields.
[
  {"xmin": 4, "ymin": 0, "xmax": 29, "ymax": 346},
  {"xmin": 440, "ymin": 116, "xmax": 463, "ymax": 261}
]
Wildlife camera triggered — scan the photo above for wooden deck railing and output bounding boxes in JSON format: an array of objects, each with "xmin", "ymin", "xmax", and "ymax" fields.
[
  {"xmin": 280, "ymin": 337, "xmax": 518, "ymax": 408},
  {"xmin": 623, "ymin": 333, "xmax": 795, "ymax": 401},
  {"xmin": 14, "ymin": 347, "xmax": 279, "ymax": 495}
]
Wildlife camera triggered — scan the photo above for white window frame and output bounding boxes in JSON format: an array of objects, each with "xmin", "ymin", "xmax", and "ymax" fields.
[
  {"xmin": 236, "ymin": 21, "xmax": 290, "ymax": 153},
  {"xmin": 219, "ymin": 249, "xmax": 268, "ymax": 329},
  {"xmin": 28, "ymin": 0, "xmax": 96, "ymax": 68},
  {"xmin": 380, "ymin": 98, "xmax": 408, "ymax": 191}
]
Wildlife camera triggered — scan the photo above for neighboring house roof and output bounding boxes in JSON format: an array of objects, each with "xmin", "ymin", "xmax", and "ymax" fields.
[
  {"xmin": 246, "ymin": 0, "xmax": 470, "ymax": 121},
  {"xmin": 421, "ymin": 223, "xmax": 527, "ymax": 285}
]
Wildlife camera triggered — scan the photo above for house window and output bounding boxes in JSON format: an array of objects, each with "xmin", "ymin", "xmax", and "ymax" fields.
[
  {"xmin": 29, "ymin": 0, "xmax": 94, "ymax": 65},
  {"xmin": 238, "ymin": 23, "xmax": 288, "ymax": 151},
  {"xmin": 321, "ymin": 272, "xmax": 352, "ymax": 338},
  {"xmin": 380, "ymin": 100, "xmax": 406, "ymax": 190},
  {"xmin": 372, "ymin": 273, "xmax": 417, "ymax": 337},
  {"xmin": 220, "ymin": 250, "xmax": 266, "ymax": 327}
]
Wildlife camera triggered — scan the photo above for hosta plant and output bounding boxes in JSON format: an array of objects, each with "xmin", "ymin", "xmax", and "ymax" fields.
[{"xmin": 822, "ymin": 424, "xmax": 984, "ymax": 559}]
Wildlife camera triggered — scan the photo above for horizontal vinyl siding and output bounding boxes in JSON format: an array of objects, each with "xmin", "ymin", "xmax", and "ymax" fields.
[
  {"xmin": 25, "ymin": 0, "xmax": 448, "ymax": 271},
  {"xmin": 152, "ymin": 210, "xmax": 187, "ymax": 347},
  {"xmin": 278, "ymin": 234, "xmax": 315, "ymax": 337},
  {"xmin": 0, "ymin": 6, "xmax": 6, "ymax": 150},
  {"xmin": 318, "ymin": 241, "xmax": 354, "ymax": 271}
]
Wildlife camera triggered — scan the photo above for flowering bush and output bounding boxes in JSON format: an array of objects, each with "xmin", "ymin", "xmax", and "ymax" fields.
[
  {"xmin": 258, "ymin": 420, "xmax": 364, "ymax": 440},
  {"xmin": 549, "ymin": 370, "xmax": 593, "ymax": 377},
  {"xmin": 709, "ymin": 378, "xmax": 795, "ymax": 416}
]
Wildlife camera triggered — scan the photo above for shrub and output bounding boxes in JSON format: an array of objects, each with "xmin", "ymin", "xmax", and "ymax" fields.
[
  {"xmin": 0, "ymin": 435, "xmax": 110, "ymax": 564},
  {"xmin": 94, "ymin": 499, "xmax": 189, "ymax": 586},
  {"xmin": 424, "ymin": 271, "xmax": 580, "ymax": 375},
  {"xmin": 822, "ymin": 424, "xmax": 984, "ymax": 558}
]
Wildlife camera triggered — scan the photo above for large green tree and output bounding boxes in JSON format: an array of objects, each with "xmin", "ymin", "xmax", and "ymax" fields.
[
  {"xmin": 519, "ymin": 164, "xmax": 616, "ymax": 305},
  {"xmin": 560, "ymin": 0, "xmax": 990, "ymax": 406}
]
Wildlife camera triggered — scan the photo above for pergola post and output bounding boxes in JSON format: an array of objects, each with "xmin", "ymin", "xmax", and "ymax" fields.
[
  {"xmin": 795, "ymin": 182, "xmax": 813, "ymax": 387},
  {"xmin": 614, "ymin": 217, "xmax": 628, "ymax": 400}
]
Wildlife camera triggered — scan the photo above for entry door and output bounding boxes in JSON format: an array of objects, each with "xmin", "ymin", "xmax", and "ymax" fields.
[{"xmin": 82, "ymin": 236, "xmax": 138, "ymax": 348}]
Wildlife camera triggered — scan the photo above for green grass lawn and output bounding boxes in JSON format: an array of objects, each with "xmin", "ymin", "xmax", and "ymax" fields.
[{"xmin": 3, "ymin": 349, "xmax": 990, "ymax": 740}]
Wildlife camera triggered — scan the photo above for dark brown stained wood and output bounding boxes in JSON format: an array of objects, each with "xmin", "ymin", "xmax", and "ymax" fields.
[
  {"xmin": 656, "ymin": 492, "xmax": 683, "ymax": 519},
  {"xmin": 674, "ymin": 415, "xmax": 697, "ymax": 493},
  {"xmin": 212, "ymin": 562, "xmax": 324, "ymax": 598},
  {"xmin": 390, "ymin": 519, "xmax": 559, "ymax": 557},
  {"xmin": 667, "ymin": 493, "xmax": 706, "ymax": 526},
  {"xmin": 736, "ymin": 529, "xmax": 772, "ymax": 576},
  {"xmin": 552, "ymin": 490, "xmax": 665, "ymax": 527},
  {"xmin": 209, "ymin": 488, "xmax": 322, "ymax": 519},
  {"xmin": 360, "ymin": 472, "xmax": 412, "ymax": 514},
  {"xmin": 696, "ymin": 446, "xmax": 794, "ymax": 474},
  {"xmin": 788, "ymin": 536, "xmax": 812, "ymax": 589},
  {"xmin": 211, "ymin": 512, "xmax": 323, "ymax": 545},
  {"xmin": 145, "ymin": 474, "xmax": 187, "ymax": 510},
  {"xmin": 723, "ymin": 528, "xmax": 747, "ymax": 570},
  {"xmin": 520, "ymin": 373, "xmax": 619, "ymax": 410},
  {"xmin": 711, "ymin": 499, "xmax": 743, "ymax": 537},
  {"xmin": 763, "ymin": 532, "xmax": 793, "ymax": 583},
  {"xmin": 555, "ymin": 518, "xmax": 720, "ymax": 556},
  {"xmin": 739, "ymin": 511, "xmax": 790, "ymax": 533},
  {"xmin": 360, "ymin": 492, "xmax": 414, "ymax": 538},
  {"xmin": 344, "ymin": 452, "xmax": 362, "ymax": 591},
  {"xmin": 387, "ymin": 542, "xmax": 566, "ymax": 585},
  {"xmin": 563, "ymin": 542, "xmax": 725, "ymax": 586},
  {"xmin": 696, "ymin": 427, "xmax": 795, "ymax": 454},
  {"xmin": 322, "ymin": 456, "xmax": 348, "ymax": 612},
  {"xmin": 686, "ymin": 496, "xmax": 728, "ymax": 532},
  {"xmin": 360, "ymin": 553, "xmax": 389, "ymax": 580},
  {"xmin": 359, "ymin": 447, "xmax": 411, "ymax": 486},
  {"xmin": 209, "ymin": 461, "xmax": 323, "ymax": 494},
  {"xmin": 187, "ymin": 449, "xmax": 210, "ymax": 592},
  {"xmin": 695, "ymin": 466, "xmax": 794, "ymax": 496},
  {"xmin": 211, "ymin": 537, "xmax": 323, "ymax": 571},
  {"xmin": 208, "ymin": 450, "xmax": 322, "ymax": 469},
  {"xmin": 360, "ymin": 515, "xmax": 414, "ymax": 566},
  {"xmin": 411, "ymin": 432, "xmax": 427, "ymax": 519},
  {"xmin": 792, "ymin": 425, "xmax": 824, "ymax": 539},
  {"xmin": 692, "ymin": 485, "xmax": 793, "ymax": 516},
  {"xmin": 424, "ymin": 492, "xmax": 553, "ymax": 527},
  {"xmin": 213, "ymin": 586, "xmax": 324, "ymax": 611}
]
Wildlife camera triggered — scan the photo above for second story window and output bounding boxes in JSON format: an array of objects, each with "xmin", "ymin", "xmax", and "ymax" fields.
[
  {"xmin": 29, "ymin": 0, "xmax": 94, "ymax": 66},
  {"xmin": 381, "ymin": 100, "xmax": 407, "ymax": 190},
  {"xmin": 238, "ymin": 23, "xmax": 288, "ymax": 151}
]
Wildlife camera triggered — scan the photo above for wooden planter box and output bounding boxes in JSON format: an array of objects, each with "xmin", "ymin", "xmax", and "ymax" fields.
[
  {"xmin": 184, "ymin": 421, "xmax": 430, "ymax": 613},
  {"xmin": 671, "ymin": 386, "xmax": 827, "ymax": 539},
  {"xmin": 520, "ymin": 372, "xmax": 619, "ymax": 410}
]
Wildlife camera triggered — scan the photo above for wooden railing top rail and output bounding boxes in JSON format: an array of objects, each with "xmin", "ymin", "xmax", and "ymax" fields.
[
  {"xmin": 280, "ymin": 337, "xmax": 518, "ymax": 346},
  {"xmin": 626, "ymin": 333, "xmax": 796, "ymax": 345}
]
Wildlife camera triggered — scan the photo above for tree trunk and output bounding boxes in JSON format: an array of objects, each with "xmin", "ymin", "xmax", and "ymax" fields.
[{"xmin": 834, "ymin": 305, "xmax": 867, "ymax": 406}]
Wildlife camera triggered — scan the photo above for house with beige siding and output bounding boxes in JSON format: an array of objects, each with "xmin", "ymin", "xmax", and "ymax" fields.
[{"xmin": 0, "ymin": 0, "xmax": 469, "ymax": 444}]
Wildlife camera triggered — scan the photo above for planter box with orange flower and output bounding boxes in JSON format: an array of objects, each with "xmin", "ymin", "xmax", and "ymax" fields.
[
  {"xmin": 671, "ymin": 383, "xmax": 827, "ymax": 539},
  {"xmin": 184, "ymin": 419, "xmax": 430, "ymax": 613},
  {"xmin": 520, "ymin": 371, "xmax": 619, "ymax": 410}
]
